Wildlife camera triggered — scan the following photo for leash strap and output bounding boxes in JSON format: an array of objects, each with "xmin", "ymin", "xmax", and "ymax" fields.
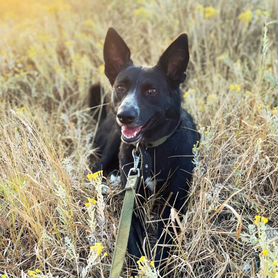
[
  {"xmin": 110, "ymin": 150, "xmax": 140, "ymax": 278},
  {"xmin": 110, "ymin": 119, "xmax": 182, "ymax": 277}
]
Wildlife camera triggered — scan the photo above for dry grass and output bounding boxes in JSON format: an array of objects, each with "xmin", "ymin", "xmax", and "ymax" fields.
[{"xmin": 0, "ymin": 0, "xmax": 277, "ymax": 277}]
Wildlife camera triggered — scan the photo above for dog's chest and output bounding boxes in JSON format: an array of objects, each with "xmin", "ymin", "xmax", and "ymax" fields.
[
  {"xmin": 120, "ymin": 142, "xmax": 180, "ymax": 190},
  {"xmin": 119, "ymin": 125, "xmax": 196, "ymax": 193}
]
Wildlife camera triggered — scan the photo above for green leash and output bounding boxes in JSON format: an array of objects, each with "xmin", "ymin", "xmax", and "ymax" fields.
[
  {"xmin": 110, "ymin": 149, "xmax": 141, "ymax": 278},
  {"xmin": 110, "ymin": 121, "xmax": 181, "ymax": 277}
]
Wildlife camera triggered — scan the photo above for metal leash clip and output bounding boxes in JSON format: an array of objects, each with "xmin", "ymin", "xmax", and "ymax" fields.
[{"xmin": 127, "ymin": 146, "xmax": 140, "ymax": 177}]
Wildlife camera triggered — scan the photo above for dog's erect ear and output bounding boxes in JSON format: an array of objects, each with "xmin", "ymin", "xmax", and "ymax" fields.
[
  {"xmin": 104, "ymin": 28, "xmax": 133, "ymax": 85},
  {"xmin": 157, "ymin": 34, "xmax": 189, "ymax": 87}
]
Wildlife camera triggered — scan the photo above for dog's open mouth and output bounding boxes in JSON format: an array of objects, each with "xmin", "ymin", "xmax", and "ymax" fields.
[
  {"xmin": 120, "ymin": 116, "xmax": 159, "ymax": 144},
  {"xmin": 121, "ymin": 125, "xmax": 143, "ymax": 143}
]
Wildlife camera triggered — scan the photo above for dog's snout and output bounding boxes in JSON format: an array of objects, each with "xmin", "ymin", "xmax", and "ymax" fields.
[{"xmin": 117, "ymin": 109, "xmax": 137, "ymax": 124}]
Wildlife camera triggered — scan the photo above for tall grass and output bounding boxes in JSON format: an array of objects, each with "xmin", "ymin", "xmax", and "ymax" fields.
[{"xmin": 0, "ymin": 0, "xmax": 277, "ymax": 277}]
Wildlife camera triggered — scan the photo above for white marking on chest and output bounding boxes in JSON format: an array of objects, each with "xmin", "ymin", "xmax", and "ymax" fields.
[
  {"xmin": 145, "ymin": 177, "xmax": 156, "ymax": 192},
  {"xmin": 110, "ymin": 173, "xmax": 121, "ymax": 187}
]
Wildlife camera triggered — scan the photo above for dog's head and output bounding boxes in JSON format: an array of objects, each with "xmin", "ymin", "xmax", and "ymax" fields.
[{"xmin": 103, "ymin": 28, "xmax": 189, "ymax": 145}]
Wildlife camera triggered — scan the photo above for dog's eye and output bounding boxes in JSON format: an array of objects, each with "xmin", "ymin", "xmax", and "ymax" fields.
[
  {"xmin": 144, "ymin": 88, "xmax": 158, "ymax": 96},
  {"xmin": 115, "ymin": 85, "xmax": 127, "ymax": 96}
]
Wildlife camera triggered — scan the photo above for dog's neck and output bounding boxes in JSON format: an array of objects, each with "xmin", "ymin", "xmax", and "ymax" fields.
[{"xmin": 145, "ymin": 117, "xmax": 181, "ymax": 148}]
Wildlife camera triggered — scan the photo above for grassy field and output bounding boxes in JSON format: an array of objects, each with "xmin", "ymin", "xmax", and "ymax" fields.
[{"xmin": 0, "ymin": 0, "xmax": 277, "ymax": 277}]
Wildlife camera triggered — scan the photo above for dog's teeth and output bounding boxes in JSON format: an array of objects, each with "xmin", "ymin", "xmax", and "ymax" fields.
[{"xmin": 121, "ymin": 126, "xmax": 142, "ymax": 139}]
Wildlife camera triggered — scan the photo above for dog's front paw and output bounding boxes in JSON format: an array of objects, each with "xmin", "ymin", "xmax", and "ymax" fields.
[{"xmin": 109, "ymin": 172, "xmax": 122, "ymax": 188}]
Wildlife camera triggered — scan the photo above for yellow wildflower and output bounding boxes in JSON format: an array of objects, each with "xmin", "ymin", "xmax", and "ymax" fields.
[
  {"xmin": 204, "ymin": 6, "xmax": 219, "ymax": 20},
  {"xmin": 27, "ymin": 270, "xmax": 38, "ymax": 278},
  {"xmin": 90, "ymin": 242, "xmax": 104, "ymax": 256},
  {"xmin": 229, "ymin": 84, "xmax": 241, "ymax": 92},
  {"xmin": 254, "ymin": 215, "xmax": 269, "ymax": 225},
  {"xmin": 87, "ymin": 170, "xmax": 103, "ymax": 182},
  {"xmin": 35, "ymin": 269, "xmax": 42, "ymax": 274},
  {"xmin": 261, "ymin": 216, "xmax": 269, "ymax": 224},
  {"xmin": 137, "ymin": 256, "xmax": 147, "ymax": 265},
  {"xmin": 150, "ymin": 260, "xmax": 155, "ymax": 268},
  {"xmin": 262, "ymin": 249, "xmax": 269, "ymax": 257},
  {"xmin": 1, "ymin": 274, "xmax": 8, "ymax": 278},
  {"xmin": 85, "ymin": 197, "xmax": 97, "ymax": 208},
  {"xmin": 134, "ymin": 7, "xmax": 151, "ymax": 19},
  {"xmin": 273, "ymin": 261, "xmax": 278, "ymax": 267},
  {"xmin": 254, "ymin": 215, "xmax": 261, "ymax": 226},
  {"xmin": 27, "ymin": 270, "xmax": 37, "ymax": 277},
  {"xmin": 137, "ymin": 256, "xmax": 148, "ymax": 268},
  {"xmin": 239, "ymin": 10, "xmax": 253, "ymax": 24}
]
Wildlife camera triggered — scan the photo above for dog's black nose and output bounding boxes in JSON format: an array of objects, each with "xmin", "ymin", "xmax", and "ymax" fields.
[{"xmin": 117, "ymin": 109, "xmax": 137, "ymax": 124}]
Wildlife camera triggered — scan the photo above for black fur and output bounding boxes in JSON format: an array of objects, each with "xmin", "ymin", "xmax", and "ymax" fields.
[
  {"xmin": 89, "ymin": 84, "xmax": 121, "ymax": 174},
  {"xmin": 90, "ymin": 28, "xmax": 200, "ymax": 272}
]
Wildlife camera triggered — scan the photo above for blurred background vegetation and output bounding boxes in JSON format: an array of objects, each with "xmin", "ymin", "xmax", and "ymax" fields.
[{"xmin": 0, "ymin": 0, "xmax": 277, "ymax": 277}]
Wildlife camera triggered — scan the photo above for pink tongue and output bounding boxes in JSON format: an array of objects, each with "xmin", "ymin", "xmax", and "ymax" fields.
[{"xmin": 121, "ymin": 126, "xmax": 142, "ymax": 139}]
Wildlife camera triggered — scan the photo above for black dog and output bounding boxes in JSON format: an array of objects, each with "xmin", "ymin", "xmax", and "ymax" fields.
[{"xmin": 90, "ymin": 28, "xmax": 199, "ymax": 271}]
